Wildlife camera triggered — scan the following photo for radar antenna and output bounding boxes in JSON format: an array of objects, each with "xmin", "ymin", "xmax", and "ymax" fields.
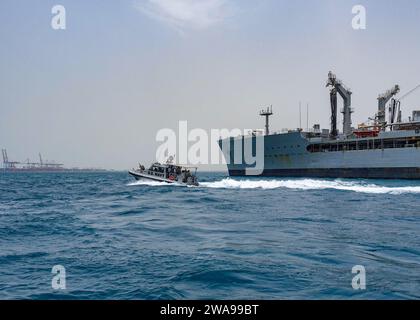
[{"xmin": 259, "ymin": 106, "xmax": 273, "ymax": 136}]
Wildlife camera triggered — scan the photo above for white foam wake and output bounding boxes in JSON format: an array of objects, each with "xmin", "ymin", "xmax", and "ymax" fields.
[
  {"xmin": 127, "ymin": 180, "xmax": 169, "ymax": 187},
  {"xmin": 127, "ymin": 180, "xmax": 190, "ymax": 187},
  {"xmin": 200, "ymin": 178, "xmax": 420, "ymax": 194}
]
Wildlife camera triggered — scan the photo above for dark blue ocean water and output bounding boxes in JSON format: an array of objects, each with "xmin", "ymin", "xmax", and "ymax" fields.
[{"xmin": 1, "ymin": 171, "xmax": 419, "ymax": 299}]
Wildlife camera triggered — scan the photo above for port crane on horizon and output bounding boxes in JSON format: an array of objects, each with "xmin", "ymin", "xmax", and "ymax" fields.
[
  {"xmin": 2, "ymin": 149, "xmax": 63, "ymax": 170},
  {"xmin": 2, "ymin": 149, "xmax": 20, "ymax": 169}
]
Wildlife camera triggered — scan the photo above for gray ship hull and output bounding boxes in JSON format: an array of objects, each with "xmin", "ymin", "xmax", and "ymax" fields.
[{"xmin": 220, "ymin": 131, "xmax": 420, "ymax": 179}]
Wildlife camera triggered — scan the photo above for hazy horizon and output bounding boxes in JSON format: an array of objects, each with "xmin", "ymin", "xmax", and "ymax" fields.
[{"xmin": 1, "ymin": 0, "xmax": 420, "ymax": 170}]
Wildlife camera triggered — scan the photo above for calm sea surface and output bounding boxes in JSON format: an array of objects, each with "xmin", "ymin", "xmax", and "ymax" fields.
[{"xmin": 1, "ymin": 172, "xmax": 419, "ymax": 299}]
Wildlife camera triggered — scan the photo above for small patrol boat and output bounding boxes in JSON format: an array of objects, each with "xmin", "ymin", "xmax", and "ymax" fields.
[{"xmin": 128, "ymin": 156, "xmax": 199, "ymax": 186}]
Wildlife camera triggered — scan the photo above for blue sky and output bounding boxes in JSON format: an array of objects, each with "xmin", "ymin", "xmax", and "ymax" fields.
[{"xmin": 1, "ymin": 0, "xmax": 420, "ymax": 169}]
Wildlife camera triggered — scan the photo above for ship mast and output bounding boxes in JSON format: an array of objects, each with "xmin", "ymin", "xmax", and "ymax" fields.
[{"xmin": 260, "ymin": 106, "xmax": 273, "ymax": 136}]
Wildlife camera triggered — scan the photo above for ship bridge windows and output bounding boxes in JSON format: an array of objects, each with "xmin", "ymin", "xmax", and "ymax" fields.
[{"xmin": 307, "ymin": 137, "xmax": 420, "ymax": 153}]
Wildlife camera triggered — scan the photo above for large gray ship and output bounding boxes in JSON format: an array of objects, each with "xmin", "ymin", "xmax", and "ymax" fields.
[{"xmin": 219, "ymin": 72, "xmax": 420, "ymax": 179}]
